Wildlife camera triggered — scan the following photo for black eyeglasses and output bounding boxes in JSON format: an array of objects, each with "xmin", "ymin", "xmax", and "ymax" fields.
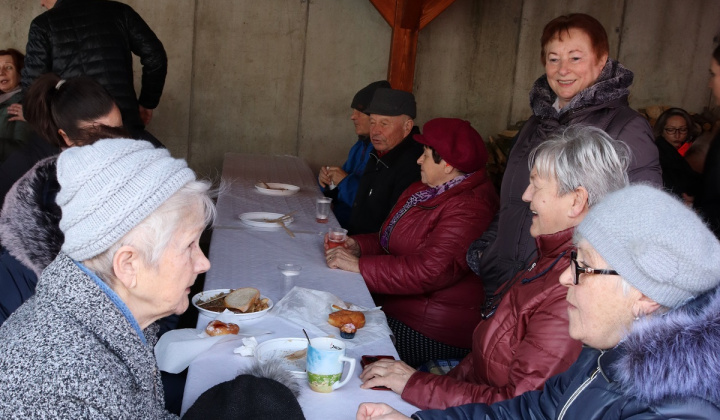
[
  {"xmin": 663, "ymin": 127, "xmax": 688, "ymax": 135},
  {"xmin": 570, "ymin": 251, "xmax": 619, "ymax": 285}
]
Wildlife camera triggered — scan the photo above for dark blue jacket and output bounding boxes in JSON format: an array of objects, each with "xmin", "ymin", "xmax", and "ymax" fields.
[
  {"xmin": 412, "ymin": 288, "xmax": 720, "ymax": 419},
  {"xmin": 0, "ymin": 157, "xmax": 61, "ymax": 326},
  {"xmin": 321, "ymin": 136, "xmax": 372, "ymax": 228}
]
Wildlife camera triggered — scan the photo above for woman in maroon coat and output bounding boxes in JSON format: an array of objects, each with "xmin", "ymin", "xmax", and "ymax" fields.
[
  {"xmin": 325, "ymin": 118, "xmax": 498, "ymax": 366},
  {"xmin": 356, "ymin": 125, "xmax": 631, "ymax": 410}
]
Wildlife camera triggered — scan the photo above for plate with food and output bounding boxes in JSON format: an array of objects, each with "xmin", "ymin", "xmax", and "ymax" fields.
[
  {"xmin": 192, "ymin": 287, "xmax": 273, "ymax": 320},
  {"xmin": 238, "ymin": 212, "xmax": 294, "ymax": 229},
  {"xmin": 255, "ymin": 337, "xmax": 308, "ymax": 378},
  {"xmin": 254, "ymin": 182, "xmax": 300, "ymax": 196}
]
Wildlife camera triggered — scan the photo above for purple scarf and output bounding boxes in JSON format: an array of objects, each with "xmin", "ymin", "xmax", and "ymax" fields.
[{"xmin": 380, "ymin": 173, "xmax": 472, "ymax": 250}]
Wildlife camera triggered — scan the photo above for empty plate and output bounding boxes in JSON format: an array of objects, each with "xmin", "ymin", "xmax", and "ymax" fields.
[
  {"xmin": 255, "ymin": 183, "xmax": 300, "ymax": 196},
  {"xmin": 239, "ymin": 212, "xmax": 294, "ymax": 228},
  {"xmin": 255, "ymin": 337, "xmax": 308, "ymax": 378}
]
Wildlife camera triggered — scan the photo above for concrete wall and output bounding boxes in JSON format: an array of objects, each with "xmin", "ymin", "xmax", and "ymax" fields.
[{"xmin": 2, "ymin": 0, "xmax": 720, "ymax": 177}]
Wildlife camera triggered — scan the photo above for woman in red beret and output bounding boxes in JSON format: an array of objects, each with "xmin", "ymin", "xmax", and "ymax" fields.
[{"xmin": 325, "ymin": 117, "xmax": 499, "ymax": 367}]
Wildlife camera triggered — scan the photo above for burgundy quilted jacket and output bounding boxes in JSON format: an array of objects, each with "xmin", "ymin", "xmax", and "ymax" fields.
[
  {"xmin": 401, "ymin": 227, "xmax": 582, "ymax": 409},
  {"xmin": 353, "ymin": 170, "xmax": 498, "ymax": 348}
]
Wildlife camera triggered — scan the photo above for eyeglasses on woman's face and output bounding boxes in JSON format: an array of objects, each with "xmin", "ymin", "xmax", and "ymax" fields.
[
  {"xmin": 570, "ymin": 250, "xmax": 619, "ymax": 285},
  {"xmin": 663, "ymin": 126, "xmax": 688, "ymax": 135}
]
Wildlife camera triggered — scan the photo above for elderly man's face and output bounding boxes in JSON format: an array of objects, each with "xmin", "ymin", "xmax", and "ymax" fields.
[
  {"xmin": 369, "ymin": 114, "xmax": 412, "ymax": 153},
  {"xmin": 559, "ymin": 240, "xmax": 640, "ymax": 349},
  {"xmin": 135, "ymin": 211, "xmax": 210, "ymax": 319},
  {"xmin": 351, "ymin": 109, "xmax": 371, "ymax": 137}
]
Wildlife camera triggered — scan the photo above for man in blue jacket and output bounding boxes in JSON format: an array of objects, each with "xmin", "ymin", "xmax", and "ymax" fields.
[{"xmin": 319, "ymin": 80, "xmax": 390, "ymax": 228}]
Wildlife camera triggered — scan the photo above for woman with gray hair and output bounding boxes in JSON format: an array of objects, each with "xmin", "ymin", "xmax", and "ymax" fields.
[
  {"xmin": 0, "ymin": 139, "xmax": 212, "ymax": 418},
  {"xmin": 359, "ymin": 125, "xmax": 630, "ymax": 410},
  {"xmin": 360, "ymin": 184, "xmax": 720, "ymax": 419}
]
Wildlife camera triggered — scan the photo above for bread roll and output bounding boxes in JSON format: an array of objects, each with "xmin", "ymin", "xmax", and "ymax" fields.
[
  {"xmin": 205, "ymin": 320, "xmax": 240, "ymax": 336},
  {"xmin": 328, "ymin": 310, "xmax": 365, "ymax": 328}
]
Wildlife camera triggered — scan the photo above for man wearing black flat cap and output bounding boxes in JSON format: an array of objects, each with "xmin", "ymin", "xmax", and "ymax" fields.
[
  {"xmin": 319, "ymin": 80, "xmax": 390, "ymax": 228},
  {"xmin": 347, "ymin": 88, "xmax": 423, "ymax": 235}
]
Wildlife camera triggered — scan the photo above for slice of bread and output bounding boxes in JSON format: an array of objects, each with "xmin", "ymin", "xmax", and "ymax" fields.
[{"xmin": 224, "ymin": 287, "xmax": 260, "ymax": 312}]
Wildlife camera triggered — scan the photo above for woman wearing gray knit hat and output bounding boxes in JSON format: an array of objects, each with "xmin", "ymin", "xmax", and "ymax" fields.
[
  {"xmin": 358, "ymin": 184, "xmax": 720, "ymax": 419},
  {"xmin": 0, "ymin": 138, "xmax": 211, "ymax": 418}
]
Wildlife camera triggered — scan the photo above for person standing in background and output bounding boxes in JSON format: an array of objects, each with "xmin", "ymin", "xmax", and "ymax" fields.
[{"xmin": 18, "ymin": 0, "xmax": 167, "ymax": 146}]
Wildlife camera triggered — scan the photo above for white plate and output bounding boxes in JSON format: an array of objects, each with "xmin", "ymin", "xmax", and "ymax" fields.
[
  {"xmin": 238, "ymin": 212, "xmax": 294, "ymax": 228},
  {"xmin": 255, "ymin": 183, "xmax": 300, "ymax": 196},
  {"xmin": 255, "ymin": 337, "xmax": 308, "ymax": 378},
  {"xmin": 192, "ymin": 289, "xmax": 273, "ymax": 321}
]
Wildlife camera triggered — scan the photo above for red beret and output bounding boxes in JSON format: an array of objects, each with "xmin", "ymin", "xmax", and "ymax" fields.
[{"xmin": 413, "ymin": 118, "xmax": 488, "ymax": 173}]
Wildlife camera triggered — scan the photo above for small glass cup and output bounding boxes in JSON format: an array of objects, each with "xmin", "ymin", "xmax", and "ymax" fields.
[
  {"xmin": 327, "ymin": 227, "xmax": 348, "ymax": 250},
  {"xmin": 278, "ymin": 263, "xmax": 302, "ymax": 294},
  {"xmin": 316, "ymin": 197, "xmax": 332, "ymax": 223}
]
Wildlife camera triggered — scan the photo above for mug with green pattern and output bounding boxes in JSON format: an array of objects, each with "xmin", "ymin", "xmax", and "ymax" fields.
[{"xmin": 306, "ymin": 337, "xmax": 356, "ymax": 392}]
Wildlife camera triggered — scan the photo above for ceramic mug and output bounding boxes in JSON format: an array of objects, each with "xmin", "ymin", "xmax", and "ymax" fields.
[{"xmin": 306, "ymin": 337, "xmax": 355, "ymax": 392}]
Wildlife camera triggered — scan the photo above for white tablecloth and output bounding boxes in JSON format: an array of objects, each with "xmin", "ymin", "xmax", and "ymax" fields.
[{"xmin": 181, "ymin": 153, "xmax": 419, "ymax": 419}]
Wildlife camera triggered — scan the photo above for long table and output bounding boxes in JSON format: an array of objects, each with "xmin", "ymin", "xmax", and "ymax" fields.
[{"xmin": 181, "ymin": 153, "xmax": 419, "ymax": 419}]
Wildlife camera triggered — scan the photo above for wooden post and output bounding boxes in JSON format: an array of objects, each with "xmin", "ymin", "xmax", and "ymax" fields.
[{"xmin": 369, "ymin": 0, "xmax": 456, "ymax": 92}]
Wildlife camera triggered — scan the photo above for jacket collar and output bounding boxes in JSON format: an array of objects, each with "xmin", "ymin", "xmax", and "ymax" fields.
[
  {"xmin": 369, "ymin": 126, "xmax": 421, "ymax": 167},
  {"xmin": 529, "ymin": 59, "xmax": 633, "ymax": 121},
  {"xmin": 534, "ymin": 226, "xmax": 575, "ymax": 259}
]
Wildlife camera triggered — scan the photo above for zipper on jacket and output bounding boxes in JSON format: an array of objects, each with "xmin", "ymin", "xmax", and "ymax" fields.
[{"xmin": 557, "ymin": 366, "xmax": 600, "ymax": 420}]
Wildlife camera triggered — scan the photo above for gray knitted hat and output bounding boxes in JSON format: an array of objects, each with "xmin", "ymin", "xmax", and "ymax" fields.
[
  {"xmin": 56, "ymin": 139, "xmax": 195, "ymax": 261},
  {"xmin": 577, "ymin": 184, "xmax": 720, "ymax": 308}
]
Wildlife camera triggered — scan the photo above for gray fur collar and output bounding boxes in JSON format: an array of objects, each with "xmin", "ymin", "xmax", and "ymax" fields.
[
  {"xmin": 614, "ymin": 287, "xmax": 720, "ymax": 406},
  {"xmin": 529, "ymin": 58, "xmax": 633, "ymax": 120},
  {"xmin": 0, "ymin": 156, "xmax": 62, "ymax": 276}
]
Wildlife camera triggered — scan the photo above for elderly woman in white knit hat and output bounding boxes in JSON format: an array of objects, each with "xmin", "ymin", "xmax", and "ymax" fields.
[
  {"xmin": 0, "ymin": 139, "xmax": 212, "ymax": 418},
  {"xmin": 358, "ymin": 184, "xmax": 720, "ymax": 419}
]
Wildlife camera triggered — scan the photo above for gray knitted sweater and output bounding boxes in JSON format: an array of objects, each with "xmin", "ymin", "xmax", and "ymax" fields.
[{"xmin": 0, "ymin": 253, "xmax": 177, "ymax": 419}]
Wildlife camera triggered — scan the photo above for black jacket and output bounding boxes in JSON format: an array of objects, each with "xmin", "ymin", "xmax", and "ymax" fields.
[
  {"xmin": 656, "ymin": 137, "xmax": 700, "ymax": 198},
  {"xmin": 21, "ymin": 0, "xmax": 167, "ymax": 131},
  {"xmin": 348, "ymin": 127, "xmax": 422, "ymax": 235},
  {"xmin": 695, "ymin": 131, "xmax": 720, "ymax": 238}
]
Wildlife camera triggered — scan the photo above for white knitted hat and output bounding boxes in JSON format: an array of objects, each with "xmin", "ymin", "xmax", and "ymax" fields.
[
  {"xmin": 577, "ymin": 184, "xmax": 720, "ymax": 308},
  {"xmin": 56, "ymin": 139, "xmax": 195, "ymax": 261}
]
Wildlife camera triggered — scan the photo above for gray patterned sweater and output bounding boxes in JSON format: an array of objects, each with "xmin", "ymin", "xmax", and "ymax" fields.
[{"xmin": 0, "ymin": 252, "xmax": 177, "ymax": 419}]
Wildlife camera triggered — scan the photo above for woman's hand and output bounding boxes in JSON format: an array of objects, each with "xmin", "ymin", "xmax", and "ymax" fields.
[
  {"xmin": 356, "ymin": 403, "xmax": 411, "ymax": 420},
  {"xmin": 359, "ymin": 359, "xmax": 416, "ymax": 394},
  {"xmin": 325, "ymin": 247, "xmax": 360, "ymax": 272},
  {"xmin": 7, "ymin": 103, "xmax": 25, "ymax": 122},
  {"xmin": 323, "ymin": 235, "xmax": 361, "ymax": 256}
]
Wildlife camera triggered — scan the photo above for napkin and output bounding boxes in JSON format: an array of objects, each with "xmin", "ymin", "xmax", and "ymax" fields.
[
  {"xmin": 269, "ymin": 286, "xmax": 392, "ymax": 349},
  {"xmin": 155, "ymin": 311, "xmax": 270, "ymax": 373}
]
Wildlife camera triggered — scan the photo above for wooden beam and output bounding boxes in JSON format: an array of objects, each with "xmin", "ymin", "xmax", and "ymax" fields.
[
  {"xmin": 419, "ymin": 0, "xmax": 456, "ymax": 30},
  {"xmin": 369, "ymin": 0, "xmax": 456, "ymax": 93}
]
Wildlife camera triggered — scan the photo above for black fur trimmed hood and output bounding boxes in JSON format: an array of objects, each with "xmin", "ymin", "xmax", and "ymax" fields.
[{"xmin": 0, "ymin": 156, "xmax": 63, "ymax": 276}]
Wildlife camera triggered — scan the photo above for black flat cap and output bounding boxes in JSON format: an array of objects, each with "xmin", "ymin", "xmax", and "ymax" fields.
[
  {"xmin": 365, "ymin": 88, "xmax": 416, "ymax": 119},
  {"xmin": 351, "ymin": 80, "xmax": 391, "ymax": 112}
]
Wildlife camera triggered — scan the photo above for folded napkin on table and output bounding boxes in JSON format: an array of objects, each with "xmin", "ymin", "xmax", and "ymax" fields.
[
  {"xmin": 154, "ymin": 310, "xmax": 269, "ymax": 373},
  {"xmin": 270, "ymin": 286, "xmax": 392, "ymax": 349}
]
